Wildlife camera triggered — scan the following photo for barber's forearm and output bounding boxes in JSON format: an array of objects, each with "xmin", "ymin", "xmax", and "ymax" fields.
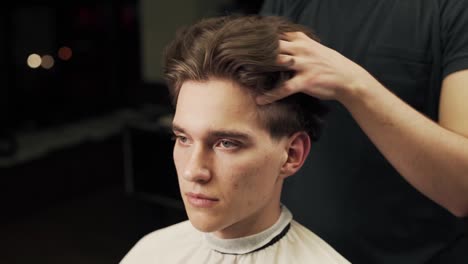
[{"xmin": 339, "ymin": 79, "xmax": 468, "ymax": 217}]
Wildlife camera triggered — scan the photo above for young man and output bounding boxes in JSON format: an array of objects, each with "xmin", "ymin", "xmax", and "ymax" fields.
[{"xmin": 121, "ymin": 15, "xmax": 349, "ymax": 263}]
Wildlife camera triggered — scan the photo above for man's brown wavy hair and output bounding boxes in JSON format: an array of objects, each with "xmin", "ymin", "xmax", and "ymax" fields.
[{"xmin": 163, "ymin": 15, "xmax": 327, "ymax": 140}]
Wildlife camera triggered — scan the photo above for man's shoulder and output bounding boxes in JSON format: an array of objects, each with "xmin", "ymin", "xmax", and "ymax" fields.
[
  {"xmin": 143, "ymin": 220, "xmax": 194, "ymax": 241},
  {"xmin": 287, "ymin": 220, "xmax": 351, "ymax": 264},
  {"xmin": 120, "ymin": 220, "xmax": 201, "ymax": 263}
]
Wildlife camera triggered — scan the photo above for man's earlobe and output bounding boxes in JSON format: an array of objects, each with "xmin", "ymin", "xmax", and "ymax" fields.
[{"xmin": 280, "ymin": 131, "xmax": 311, "ymax": 178}]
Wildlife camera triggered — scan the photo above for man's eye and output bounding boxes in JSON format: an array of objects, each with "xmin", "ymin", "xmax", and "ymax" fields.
[
  {"xmin": 172, "ymin": 135, "xmax": 188, "ymax": 144},
  {"xmin": 218, "ymin": 140, "xmax": 238, "ymax": 149}
]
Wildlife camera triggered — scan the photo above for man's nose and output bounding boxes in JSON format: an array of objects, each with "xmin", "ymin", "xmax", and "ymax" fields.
[{"xmin": 183, "ymin": 146, "xmax": 211, "ymax": 183}]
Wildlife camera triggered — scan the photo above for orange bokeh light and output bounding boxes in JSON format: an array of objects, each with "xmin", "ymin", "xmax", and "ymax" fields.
[{"xmin": 58, "ymin": 46, "xmax": 73, "ymax": 61}]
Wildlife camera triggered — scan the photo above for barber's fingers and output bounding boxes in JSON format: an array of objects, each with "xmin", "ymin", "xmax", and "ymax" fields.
[
  {"xmin": 276, "ymin": 54, "xmax": 295, "ymax": 66},
  {"xmin": 277, "ymin": 54, "xmax": 306, "ymax": 72},
  {"xmin": 279, "ymin": 38, "xmax": 311, "ymax": 56},
  {"xmin": 279, "ymin": 32, "xmax": 323, "ymax": 52},
  {"xmin": 279, "ymin": 39, "xmax": 296, "ymax": 55},
  {"xmin": 279, "ymin": 39, "xmax": 317, "ymax": 57},
  {"xmin": 256, "ymin": 77, "xmax": 304, "ymax": 105},
  {"xmin": 280, "ymin": 32, "xmax": 308, "ymax": 42}
]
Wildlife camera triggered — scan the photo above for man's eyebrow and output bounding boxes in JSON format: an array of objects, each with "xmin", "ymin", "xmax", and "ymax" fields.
[
  {"xmin": 172, "ymin": 123, "xmax": 185, "ymax": 133},
  {"xmin": 172, "ymin": 124, "xmax": 252, "ymax": 141},
  {"xmin": 210, "ymin": 130, "xmax": 252, "ymax": 141}
]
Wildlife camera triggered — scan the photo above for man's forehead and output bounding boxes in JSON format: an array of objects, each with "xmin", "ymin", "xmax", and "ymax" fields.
[
  {"xmin": 176, "ymin": 79, "xmax": 259, "ymax": 115},
  {"xmin": 173, "ymin": 78, "xmax": 275, "ymax": 135}
]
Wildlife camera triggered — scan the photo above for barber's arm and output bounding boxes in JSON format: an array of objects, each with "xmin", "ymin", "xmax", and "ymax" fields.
[{"xmin": 257, "ymin": 32, "xmax": 468, "ymax": 217}]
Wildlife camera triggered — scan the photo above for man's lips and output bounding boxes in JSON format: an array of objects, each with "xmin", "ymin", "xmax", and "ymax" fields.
[
  {"xmin": 185, "ymin": 192, "xmax": 219, "ymax": 208},
  {"xmin": 186, "ymin": 192, "xmax": 218, "ymax": 200}
]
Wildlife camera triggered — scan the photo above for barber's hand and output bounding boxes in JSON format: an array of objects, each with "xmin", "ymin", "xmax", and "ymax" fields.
[{"xmin": 256, "ymin": 32, "xmax": 374, "ymax": 105}]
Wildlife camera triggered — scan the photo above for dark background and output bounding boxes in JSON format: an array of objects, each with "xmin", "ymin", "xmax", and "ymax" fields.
[
  {"xmin": 1, "ymin": 1, "xmax": 465, "ymax": 263},
  {"xmin": 0, "ymin": 1, "xmax": 262, "ymax": 263}
]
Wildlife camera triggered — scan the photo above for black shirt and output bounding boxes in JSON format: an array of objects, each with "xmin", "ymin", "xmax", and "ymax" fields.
[{"xmin": 261, "ymin": 0, "xmax": 468, "ymax": 263}]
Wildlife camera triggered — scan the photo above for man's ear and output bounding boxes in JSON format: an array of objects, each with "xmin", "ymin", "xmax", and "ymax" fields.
[{"xmin": 280, "ymin": 131, "xmax": 311, "ymax": 179}]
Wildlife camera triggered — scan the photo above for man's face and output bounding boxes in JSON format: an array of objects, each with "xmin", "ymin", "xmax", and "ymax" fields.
[{"xmin": 172, "ymin": 78, "xmax": 289, "ymax": 239}]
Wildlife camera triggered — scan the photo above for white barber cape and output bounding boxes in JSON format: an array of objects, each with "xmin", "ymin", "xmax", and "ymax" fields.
[{"xmin": 121, "ymin": 206, "xmax": 350, "ymax": 263}]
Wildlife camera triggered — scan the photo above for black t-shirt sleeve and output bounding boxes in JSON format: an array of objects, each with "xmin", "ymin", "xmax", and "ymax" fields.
[{"xmin": 441, "ymin": 0, "xmax": 468, "ymax": 77}]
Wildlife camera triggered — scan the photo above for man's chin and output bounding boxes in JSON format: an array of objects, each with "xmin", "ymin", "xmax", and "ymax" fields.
[
  {"xmin": 188, "ymin": 214, "xmax": 222, "ymax": 233},
  {"xmin": 190, "ymin": 221, "xmax": 220, "ymax": 233}
]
